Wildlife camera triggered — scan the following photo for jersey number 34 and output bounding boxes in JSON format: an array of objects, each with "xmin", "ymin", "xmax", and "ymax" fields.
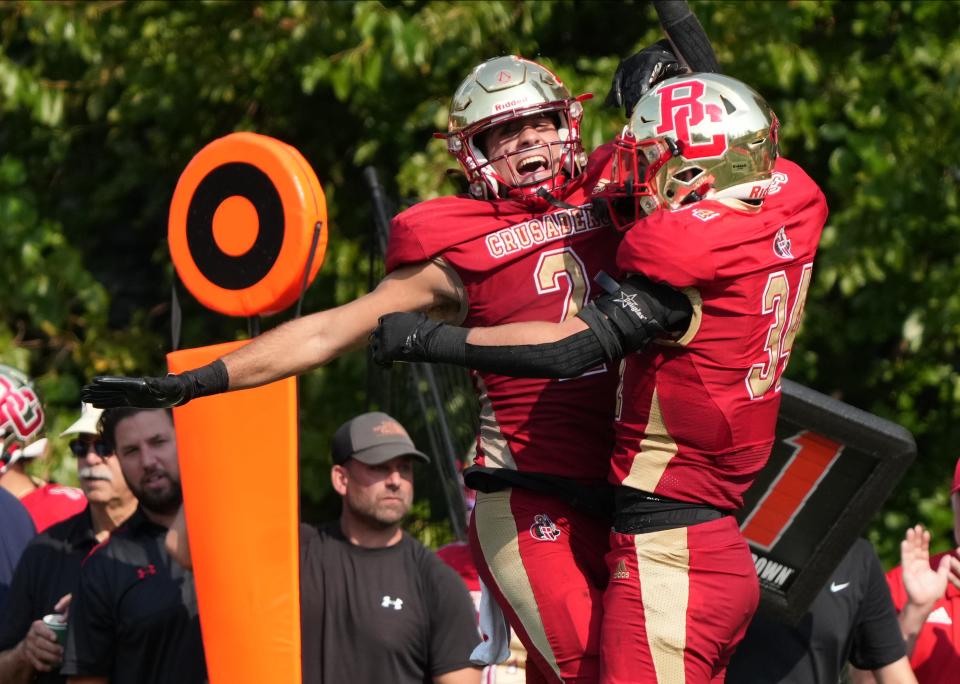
[{"xmin": 746, "ymin": 264, "xmax": 813, "ymax": 400}]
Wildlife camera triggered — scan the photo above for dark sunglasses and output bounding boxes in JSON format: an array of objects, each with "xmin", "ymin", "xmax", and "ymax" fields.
[{"xmin": 69, "ymin": 438, "xmax": 112, "ymax": 458}]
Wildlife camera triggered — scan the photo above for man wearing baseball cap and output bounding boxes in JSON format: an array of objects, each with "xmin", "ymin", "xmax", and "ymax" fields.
[
  {"xmin": 299, "ymin": 411, "xmax": 481, "ymax": 684},
  {"xmin": 0, "ymin": 403, "xmax": 137, "ymax": 684},
  {"xmin": 884, "ymin": 456, "xmax": 960, "ymax": 683}
]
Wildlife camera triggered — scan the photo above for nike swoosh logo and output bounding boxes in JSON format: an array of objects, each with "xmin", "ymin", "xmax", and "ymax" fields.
[{"xmin": 830, "ymin": 581, "xmax": 850, "ymax": 592}]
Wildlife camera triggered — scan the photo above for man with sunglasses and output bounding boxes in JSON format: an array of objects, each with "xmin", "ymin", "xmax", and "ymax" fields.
[{"xmin": 0, "ymin": 403, "xmax": 137, "ymax": 684}]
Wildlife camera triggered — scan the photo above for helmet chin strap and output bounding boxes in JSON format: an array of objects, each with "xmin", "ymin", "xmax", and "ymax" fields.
[{"xmin": 535, "ymin": 186, "xmax": 579, "ymax": 210}]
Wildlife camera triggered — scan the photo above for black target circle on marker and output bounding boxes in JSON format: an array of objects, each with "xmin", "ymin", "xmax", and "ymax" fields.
[
  {"xmin": 185, "ymin": 162, "xmax": 284, "ymax": 291},
  {"xmin": 169, "ymin": 132, "xmax": 328, "ymax": 317}
]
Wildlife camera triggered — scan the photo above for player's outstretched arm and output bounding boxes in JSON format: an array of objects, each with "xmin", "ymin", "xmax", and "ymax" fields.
[
  {"xmin": 371, "ymin": 274, "xmax": 692, "ymax": 379},
  {"xmin": 81, "ymin": 261, "xmax": 462, "ymax": 408}
]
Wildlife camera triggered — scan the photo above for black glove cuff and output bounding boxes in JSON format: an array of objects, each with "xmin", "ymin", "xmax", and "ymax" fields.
[{"xmin": 179, "ymin": 359, "xmax": 229, "ymax": 403}]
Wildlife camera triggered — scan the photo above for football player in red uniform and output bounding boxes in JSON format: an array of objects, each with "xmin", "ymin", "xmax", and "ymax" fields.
[
  {"xmin": 82, "ymin": 50, "xmax": 691, "ymax": 682},
  {"xmin": 372, "ymin": 73, "xmax": 829, "ymax": 683}
]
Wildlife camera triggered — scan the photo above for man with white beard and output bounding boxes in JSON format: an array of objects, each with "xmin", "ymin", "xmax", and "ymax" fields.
[{"xmin": 0, "ymin": 403, "xmax": 138, "ymax": 684}]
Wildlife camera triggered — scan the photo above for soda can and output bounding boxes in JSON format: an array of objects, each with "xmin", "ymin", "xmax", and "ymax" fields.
[{"xmin": 42, "ymin": 614, "xmax": 68, "ymax": 646}]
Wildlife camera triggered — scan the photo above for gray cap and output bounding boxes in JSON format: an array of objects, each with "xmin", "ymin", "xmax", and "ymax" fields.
[{"xmin": 331, "ymin": 412, "xmax": 429, "ymax": 466}]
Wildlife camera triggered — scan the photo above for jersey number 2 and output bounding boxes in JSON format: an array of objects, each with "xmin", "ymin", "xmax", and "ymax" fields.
[
  {"xmin": 533, "ymin": 247, "xmax": 589, "ymax": 321},
  {"xmin": 534, "ymin": 247, "xmax": 605, "ymax": 380},
  {"xmin": 746, "ymin": 264, "xmax": 813, "ymax": 400}
]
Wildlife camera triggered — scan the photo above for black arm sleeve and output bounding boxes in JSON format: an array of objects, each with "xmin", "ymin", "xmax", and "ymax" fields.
[
  {"xmin": 373, "ymin": 313, "xmax": 608, "ymax": 379},
  {"xmin": 460, "ymin": 329, "xmax": 608, "ymax": 379},
  {"xmin": 372, "ymin": 274, "xmax": 690, "ymax": 379},
  {"xmin": 460, "ymin": 274, "xmax": 692, "ymax": 377}
]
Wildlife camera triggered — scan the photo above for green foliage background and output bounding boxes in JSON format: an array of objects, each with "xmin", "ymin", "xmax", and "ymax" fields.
[{"xmin": 2, "ymin": 0, "xmax": 958, "ymax": 564}]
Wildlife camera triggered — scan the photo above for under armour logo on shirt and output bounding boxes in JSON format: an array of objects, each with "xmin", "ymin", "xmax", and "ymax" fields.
[
  {"xmin": 136, "ymin": 564, "xmax": 157, "ymax": 580},
  {"xmin": 381, "ymin": 596, "xmax": 403, "ymax": 611}
]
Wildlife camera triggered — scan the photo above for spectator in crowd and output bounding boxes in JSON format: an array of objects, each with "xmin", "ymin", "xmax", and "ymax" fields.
[
  {"xmin": 726, "ymin": 538, "xmax": 916, "ymax": 683},
  {"xmin": 60, "ymin": 407, "xmax": 205, "ymax": 684},
  {"xmin": 0, "ymin": 403, "xmax": 138, "ymax": 684},
  {"xmin": 0, "ymin": 487, "xmax": 34, "ymax": 615},
  {"xmin": 883, "ymin": 457, "xmax": 960, "ymax": 683},
  {"xmin": 1, "ymin": 365, "xmax": 86, "ymax": 532},
  {"xmin": 300, "ymin": 411, "xmax": 481, "ymax": 684}
]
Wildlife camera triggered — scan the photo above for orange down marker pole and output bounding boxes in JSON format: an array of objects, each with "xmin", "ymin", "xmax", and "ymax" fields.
[
  {"xmin": 165, "ymin": 132, "xmax": 328, "ymax": 684},
  {"xmin": 168, "ymin": 342, "xmax": 300, "ymax": 684}
]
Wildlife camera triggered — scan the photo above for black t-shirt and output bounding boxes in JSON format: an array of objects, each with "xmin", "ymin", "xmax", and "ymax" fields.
[
  {"xmin": 60, "ymin": 507, "xmax": 207, "ymax": 684},
  {"xmin": 727, "ymin": 538, "xmax": 906, "ymax": 683},
  {"xmin": 0, "ymin": 506, "xmax": 99, "ymax": 684},
  {"xmin": 300, "ymin": 522, "xmax": 480, "ymax": 684}
]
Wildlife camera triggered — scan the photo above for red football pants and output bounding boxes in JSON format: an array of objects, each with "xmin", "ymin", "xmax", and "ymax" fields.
[
  {"xmin": 600, "ymin": 516, "xmax": 759, "ymax": 684},
  {"xmin": 470, "ymin": 488, "xmax": 611, "ymax": 684}
]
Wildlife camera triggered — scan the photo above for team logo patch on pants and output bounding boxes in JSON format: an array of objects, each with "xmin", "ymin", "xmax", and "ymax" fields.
[{"xmin": 529, "ymin": 514, "xmax": 561, "ymax": 542}]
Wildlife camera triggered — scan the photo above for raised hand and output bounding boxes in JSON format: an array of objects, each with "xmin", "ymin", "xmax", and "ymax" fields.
[
  {"xmin": 81, "ymin": 375, "xmax": 186, "ymax": 409},
  {"xmin": 901, "ymin": 524, "xmax": 960, "ymax": 608},
  {"xmin": 605, "ymin": 39, "xmax": 688, "ymax": 118}
]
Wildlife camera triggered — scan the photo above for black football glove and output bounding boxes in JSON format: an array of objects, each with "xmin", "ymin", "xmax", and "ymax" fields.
[
  {"xmin": 584, "ymin": 272, "xmax": 693, "ymax": 355},
  {"xmin": 370, "ymin": 313, "xmax": 466, "ymax": 367},
  {"xmin": 81, "ymin": 375, "xmax": 188, "ymax": 409},
  {"xmin": 605, "ymin": 39, "xmax": 688, "ymax": 118},
  {"xmin": 81, "ymin": 360, "xmax": 230, "ymax": 409}
]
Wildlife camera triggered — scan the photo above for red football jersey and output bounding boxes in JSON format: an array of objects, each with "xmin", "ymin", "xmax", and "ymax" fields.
[
  {"xmin": 611, "ymin": 157, "xmax": 828, "ymax": 509},
  {"xmin": 386, "ymin": 146, "xmax": 622, "ymax": 482}
]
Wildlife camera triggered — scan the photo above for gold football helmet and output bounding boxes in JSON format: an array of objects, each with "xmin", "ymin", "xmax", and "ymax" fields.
[
  {"xmin": 441, "ymin": 56, "xmax": 590, "ymax": 200},
  {"xmin": 609, "ymin": 73, "xmax": 779, "ymax": 219}
]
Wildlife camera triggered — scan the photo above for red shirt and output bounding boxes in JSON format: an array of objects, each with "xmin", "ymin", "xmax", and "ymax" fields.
[
  {"xmin": 387, "ymin": 146, "xmax": 623, "ymax": 482},
  {"xmin": 887, "ymin": 551, "xmax": 960, "ymax": 683},
  {"xmin": 20, "ymin": 482, "xmax": 87, "ymax": 533},
  {"xmin": 612, "ymin": 158, "xmax": 828, "ymax": 509},
  {"xmin": 437, "ymin": 541, "xmax": 480, "ymax": 593}
]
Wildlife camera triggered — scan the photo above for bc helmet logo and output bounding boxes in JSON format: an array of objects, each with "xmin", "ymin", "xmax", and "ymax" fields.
[
  {"xmin": 529, "ymin": 514, "xmax": 561, "ymax": 542},
  {"xmin": 654, "ymin": 80, "xmax": 727, "ymax": 160}
]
